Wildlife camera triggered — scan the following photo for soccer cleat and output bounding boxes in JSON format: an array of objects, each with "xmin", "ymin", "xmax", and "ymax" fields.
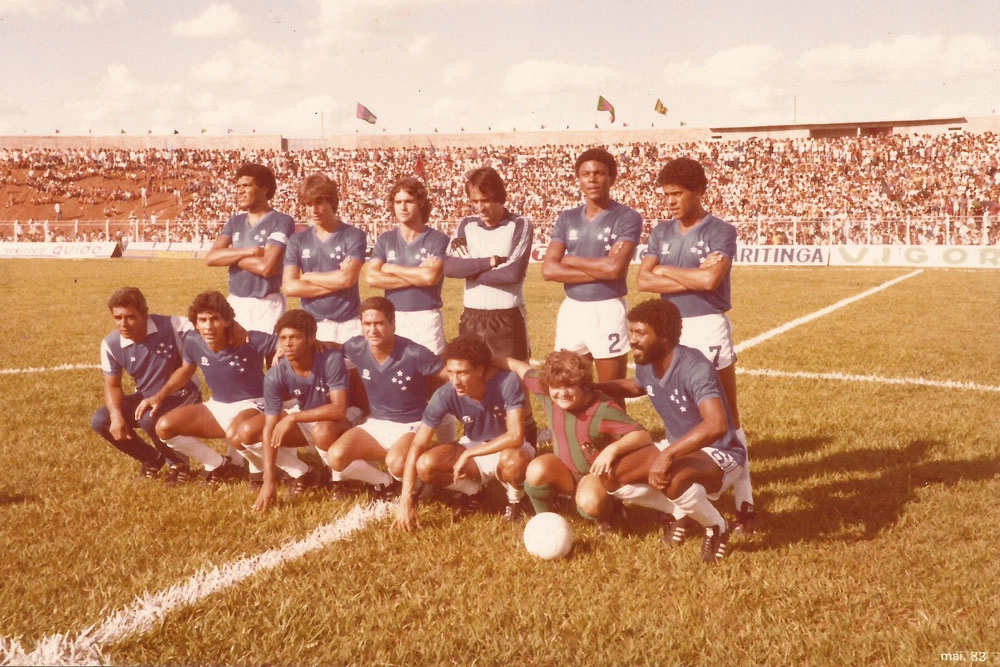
[
  {"xmin": 288, "ymin": 469, "xmax": 320, "ymax": 497},
  {"xmin": 203, "ymin": 459, "xmax": 233, "ymax": 486},
  {"xmin": 733, "ymin": 501, "xmax": 757, "ymax": 536},
  {"xmin": 503, "ymin": 500, "xmax": 525, "ymax": 523},
  {"xmin": 700, "ymin": 525, "xmax": 730, "ymax": 564},
  {"xmin": 248, "ymin": 472, "xmax": 263, "ymax": 493},
  {"xmin": 371, "ymin": 479, "xmax": 401, "ymax": 501},
  {"xmin": 138, "ymin": 458, "xmax": 164, "ymax": 480},
  {"xmin": 164, "ymin": 463, "xmax": 190, "ymax": 487},
  {"xmin": 455, "ymin": 490, "xmax": 486, "ymax": 517},
  {"xmin": 596, "ymin": 501, "xmax": 627, "ymax": 536},
  {"xmin": 662, "ymin": 515, "xmax": 698, "ymax": 548}
]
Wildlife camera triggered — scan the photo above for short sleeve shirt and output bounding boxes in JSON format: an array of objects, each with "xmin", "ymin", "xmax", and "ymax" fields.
[
  {"xmin": 100, "ymin": 313, "xmax": 197, "ymax": 398},
  {"xmin": 551, "ymin": 201, "xmax": 642, "ymax": 301},
  {"xmin": 284, "ymin": 223, "xmax": 367, "ymax": 322},
  {"xmin": 263, "ymin": 348, "xmax": 350, "ymax": 416},
  {"xmin": 182, "ymin": 330, "xmax": 278, "ymax": 403},
  {"xmin": 341, "ymin": 334, "xmax": 443, "ymax": 422},
  {"xmin": 421, "ymin": 369, "xmax": 527, "ymax": 442},
  {"xmin": 219, "ymin": 210, "xmax": 295, "ymax": 298},
  {"xmin": 642, "ymin": 215, "xmax": 736, "ymax": 316},
  {"xmin": 370, "ymin": 226, "xmax": 449, "ymax": 311}
]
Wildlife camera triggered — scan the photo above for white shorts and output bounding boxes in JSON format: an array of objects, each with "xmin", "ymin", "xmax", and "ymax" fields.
[
  {"xmin": 395, "ymin": 309, "xmax": 446, "ymax": 354},
  {"xmin": 460, "ymin": 437, "xmax": 535, "ymax": 481},
  {"xmin": 654, "ymin": 439, "xmax": 743, "ymax": 501},
  {"xmin": 316, "ymin": 317, "xmax": 363, "ymax": 345},
  {"xmin": 281, "ymin": 402, "xmax": 318, "ymax": 447},
  {"xmin": 228, "ymin": 293, "xmax": 286, "ymax": 334},
  {"xmin": 205, "ymin": 397, "xmax": 264, "ymax": 433},
  {"xmin": 358, "ymin": 418, "xmax": 422, "ymax": 451},
  {"xmin": 554, "ymin": 297, "xmax": 630, "ymax": 359},
  {"xmin": 679, "ymin": 313, "xmax": 736, "ymax": 369}
]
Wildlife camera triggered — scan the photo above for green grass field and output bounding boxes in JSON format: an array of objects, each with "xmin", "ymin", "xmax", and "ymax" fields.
[{"xmin": 1, "ymin": 259, "xmax": 998, "ymax": 666}]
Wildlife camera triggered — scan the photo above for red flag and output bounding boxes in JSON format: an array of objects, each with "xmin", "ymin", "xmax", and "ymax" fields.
[
  {"xmin": 55, "ymin": 129, "xmax": 60, "ymax": 134},
  {"xmin": 227, "ymin": 128, "xmax": 234, "ymax": 134},
  {"xmin": 356, "ymin": 103, "xmax": 377, "ymax": 124},
  {"xmin": 147, "ymin": 129, "xmax": 152, "ymax": 135},
  {"xmin": 597, "ymin": 95, "xmax": 615, "ymax": 123},
  {"xmin": 414, "ymin": 155, "xmax": 426, "ymax": 179}
]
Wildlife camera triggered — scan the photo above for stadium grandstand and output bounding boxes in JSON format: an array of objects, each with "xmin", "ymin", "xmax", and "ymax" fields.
[{"xmin": 2, "ymin": 115, "xmax": 998, "ymax": 247}]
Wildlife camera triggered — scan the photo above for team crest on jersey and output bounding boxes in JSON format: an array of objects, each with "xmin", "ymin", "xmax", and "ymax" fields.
[
  {"xmin": 669, "ymin": 388, "xmax": 689, "ymax": 412},
  {"xmin": 461, "ymin": 415, "xmax": 474, "ymax": 424},
  {"xmin": 362, "ymin": 369, "xmax": 371, "ymax": 380},
  {"xmin": 200, "ymin": 356, "xmax": 209, "ymax": 366},
  {"xmin": 387, "ymin": 250, "xmax": 397, "ymax": 261},
  {"xmin": 302, "ymin": 249, "xmax": 312, "ymax": 259},
  {"xmin": 233, "ymin": 232, "xmax": 241, "ymax": 242},
  {"xmin": 690, "ymin": 239, "xmax": 710, "ymax": 258},
  {"xmin": 293, "ymin": 389, "xmax": 303, "ymax": 397},
  {"xmin": 390, "ymin": 369, "xmax": 414, "ymax": 391},
  {"xmin": 568, "ymin": 230, "xmax": 579, "ymax": 241},
  {"xmin": 155, "ymin": 342, "xmax": 173, "ymax": 357},
  {"xmin": 646, "ymin": 385, "xmax": 654, "ymax": 397},
  {"xmin": 660, "ymin": 242, "xmax": 671, "ymax": 255}
]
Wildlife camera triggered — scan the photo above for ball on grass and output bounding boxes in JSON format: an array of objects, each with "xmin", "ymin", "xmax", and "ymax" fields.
[{"xmin": 522, "ymin": 512, "xmax": 574, "ymax": 560}]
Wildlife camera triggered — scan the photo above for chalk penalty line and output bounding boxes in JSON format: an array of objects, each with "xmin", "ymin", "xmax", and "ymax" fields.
[{"xmin": 0, "ymin": 500, "xmax": 396, "ymax": 666}]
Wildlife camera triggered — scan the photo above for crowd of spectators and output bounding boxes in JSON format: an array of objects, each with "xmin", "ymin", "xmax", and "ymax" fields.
[{"xmin": 2, "ymin": 129, "xmax": 998, "ymax": 246}]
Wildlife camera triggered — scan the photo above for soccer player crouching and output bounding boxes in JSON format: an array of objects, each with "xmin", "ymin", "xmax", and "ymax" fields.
[
  {"xmin": 322, "ymin": 296, "xmax": 445, "ymax": 498},
  {"xmin": 137, "ymin": 291, "xmax": 284, "ymax": 484},
  {"xmin": 601, "ymin": 299, "xmax": 754, "ymax": 563},
  {"xmin": 499, "ymin": 351, "xmax": 676, "ymax": 532},
  {"xmin": 244, "ymin": 310, "xmax": 351, "ymax": 512},
  {"xmin": 91, "ymin": 287, "xmax": 201, "ymax": 484},
  {"xmin": 393, "ymin": 336, "xmax": 536, "ymax": 532}
]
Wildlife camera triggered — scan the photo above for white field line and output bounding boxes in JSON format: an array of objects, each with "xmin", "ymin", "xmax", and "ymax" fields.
[
  {"xmin": 733, "ymin": 269, "xmax": 923, "ymax": 354},
  {"xmin": 0, "ymin": 363, "xmax": 99, "ymax": 375},
  {"xmin": 0, "ymin": 500, "xmax": 396, "ymax": 667},
  {"xmin": 737, "ymin": 367, "xmax": 1000, "ymax": 393}
]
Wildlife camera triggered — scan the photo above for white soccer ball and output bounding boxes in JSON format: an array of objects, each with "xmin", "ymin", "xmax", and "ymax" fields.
[{"xmin": 523, "ymin": 512, "xmax": 574, "ymax": 560}]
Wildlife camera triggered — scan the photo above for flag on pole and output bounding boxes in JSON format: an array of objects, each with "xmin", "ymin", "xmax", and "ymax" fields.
[
  {"xmin": 173, "ymin": 129, "xmax": 179, "ymax": 135},
  {"xmin": 356, "ymin": 103, "xmax": 377, "ymax": 124},
  {"xmin": 227, "ymin": 128, "xmax": 234, "ymax": 134},
  {"xmin": 597, "ymin": 95, "xmax": 615, "ymax": 123},
  {"xmin": 654, "ymin": 99, "xmax": 668, "ymax": 115},
  {"xmin": 414, "ymin": 154, "xmax": 426, "ymax": 180},
  {"xmin": 147, "ymin": 129, "xmax": 152, "ymax": 135},
  {"xmin": 120, "ymin": 129, "xmax": 126, "ymax": 134},
  {"xmin": 55, "ymin": 129, "xmax": 60, "ymax": 134},
  {"xmin": 201, "ymin": 128, "xmax": 207, "ymax": 134}
]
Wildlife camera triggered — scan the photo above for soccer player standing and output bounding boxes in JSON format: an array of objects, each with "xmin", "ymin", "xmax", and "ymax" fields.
[
  {"xmin": 365, "ymin": 177, "xmax": 449, "ymax": 355},
  {"xmin": 445, "ymin": 167, "xmax": 533, "ymax": 361},
  {"xmin": 542, "ymin": 147, "xmax": 642, "ymax": 381},
  {"xmin": 282, "ymin": 173, "xmax": 366, "ymax": 344},
  {"xmin": 206, "ymin": 163, "xmax": 294, "ymax": 334}
]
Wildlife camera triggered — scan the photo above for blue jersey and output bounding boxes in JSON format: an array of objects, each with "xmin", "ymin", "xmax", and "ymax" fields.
[
  {"xmin": 219, "ymin": 210, "xmax": 295, "ymax": 298},
  {"xmin": 342, "ymin": 334, "xmax": 443, "ymax": 422},
  {"xmin": 445, "ymin": 211, "xmax": 533, "ymax": 310},
  {"xmin": 182, "ymin": 330, "xmax": 278, "ymax": 403},
  {"xmin": 642, "ymin": 215, "xmax": 736, "ymax": 316},
  {"xmin": 263, "ymin": 348, "xmax": 350, "ymax": 416},
  {"xmin": 421, "ymin": 369, "xmax": 528, "ymax": 442},
  {"xmin": 551, "ymin": 200, "xmax": 642, "ymax": 301},
  {"xmin": 370, "ymin": 226, "xmax": 449, "ymax": 312},
  {"xmin": 100, "ymin": 313, "xmax": 198, "ymax": 398},
  {"xmin": 284, "ymin": 222, "xmax": 367, "ymax": 322},
  {"xmin": 635, "ymin": 345, "xmax": 745, "ymax": 466}
]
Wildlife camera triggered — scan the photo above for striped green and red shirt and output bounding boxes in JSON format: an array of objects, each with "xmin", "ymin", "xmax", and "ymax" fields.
[{"xmin": 523, "ymin": 369, "xmax": 643, "ymax": 473}]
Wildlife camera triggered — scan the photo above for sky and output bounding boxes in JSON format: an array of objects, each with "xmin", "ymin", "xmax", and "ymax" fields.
[{"xmin": 0, "ymin": 0, "xmax": 998, "ymax": 138}]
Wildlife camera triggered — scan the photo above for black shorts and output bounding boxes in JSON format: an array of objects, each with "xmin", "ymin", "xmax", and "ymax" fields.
[{"xmin": 458, "ymin": 307, "xmax": 529, "ymax": 361}]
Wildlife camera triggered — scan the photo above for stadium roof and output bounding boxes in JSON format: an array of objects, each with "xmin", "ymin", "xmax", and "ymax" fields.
[{"xmin": 709, "ymin": 117, "xmax": 969, "ymax": 133}]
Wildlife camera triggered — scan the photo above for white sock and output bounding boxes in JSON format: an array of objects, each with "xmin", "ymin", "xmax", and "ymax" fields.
[
  {"xmin": 735, "ymin": 426, "xmax": 749, "ymax": 449},
  {"xmin": 501, "ymin": 481, "xmax": 523, "ymax": 503},
  {"xmin": 239, "ymin": 443, "xmax": 264, "ymax": 474},
  {"xmin": 332, "ymin": 459, "xmax": 391, "ymax": 486},
  {"xmin": 674, "ymin": 484, "xmax": 727, "ymax": 531},
  {"xmin": 165, "ymin": 435, "xmax": 225, "ymax": 470},
  {"xmin": 612, "ymin": 483, "xmax": 677, "ymax": 515},
  {"xmin": 314, "ymin": 446, "xmax": 331, "ymax": 468},
  {"xmin": 245, "ymin": 442, "xmax": 309, "ymax": 478},
  {"xmin": 224, "ymin": 442, "xmax": 245, "ymax": 467},
  {"xmin": 446, "ymin": 477, "xmax": 480, "ymax": 496}
]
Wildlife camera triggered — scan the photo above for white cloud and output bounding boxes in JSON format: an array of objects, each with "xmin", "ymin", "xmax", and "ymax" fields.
[
  {"xmin": 663, "ymin": 44, "xmax": 785, "ymax": 89},
  {"xmin": 504, "ymin": 60, "xmax": 620, "ymax": 96},
  {"xmin": 442, "ymin": 61, "xmax": 473, "ymax": 86},
  {"xmin": 171, "ymin": 3, "xmax": 244, "ymax": 38},
  {"xmin": 191, "ymin": 58, "xmax": 233, "ymax": 84},
  {"xmin": 798, "ymin": 34, "xmax": 1000, "ymax": 84},
  {"xmin": 408, "ymin": 35, "xmax": 435, "ymax": 59},
  {"xmin": 0, "ymin": 0, "xmax": 122, "ymax": 21}
]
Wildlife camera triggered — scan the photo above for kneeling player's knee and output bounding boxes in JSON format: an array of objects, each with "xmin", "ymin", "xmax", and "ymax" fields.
[
  {"xmin": 575, "ymin": 476, "xmax": 610, "ymax": 517},
  {"xmin": 497, "ymin": 449, "xmax": 528, "ymax": 484},
  {"xmin": 90, "ymin": 408, "xmax": 111, "ymax": 434}
]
